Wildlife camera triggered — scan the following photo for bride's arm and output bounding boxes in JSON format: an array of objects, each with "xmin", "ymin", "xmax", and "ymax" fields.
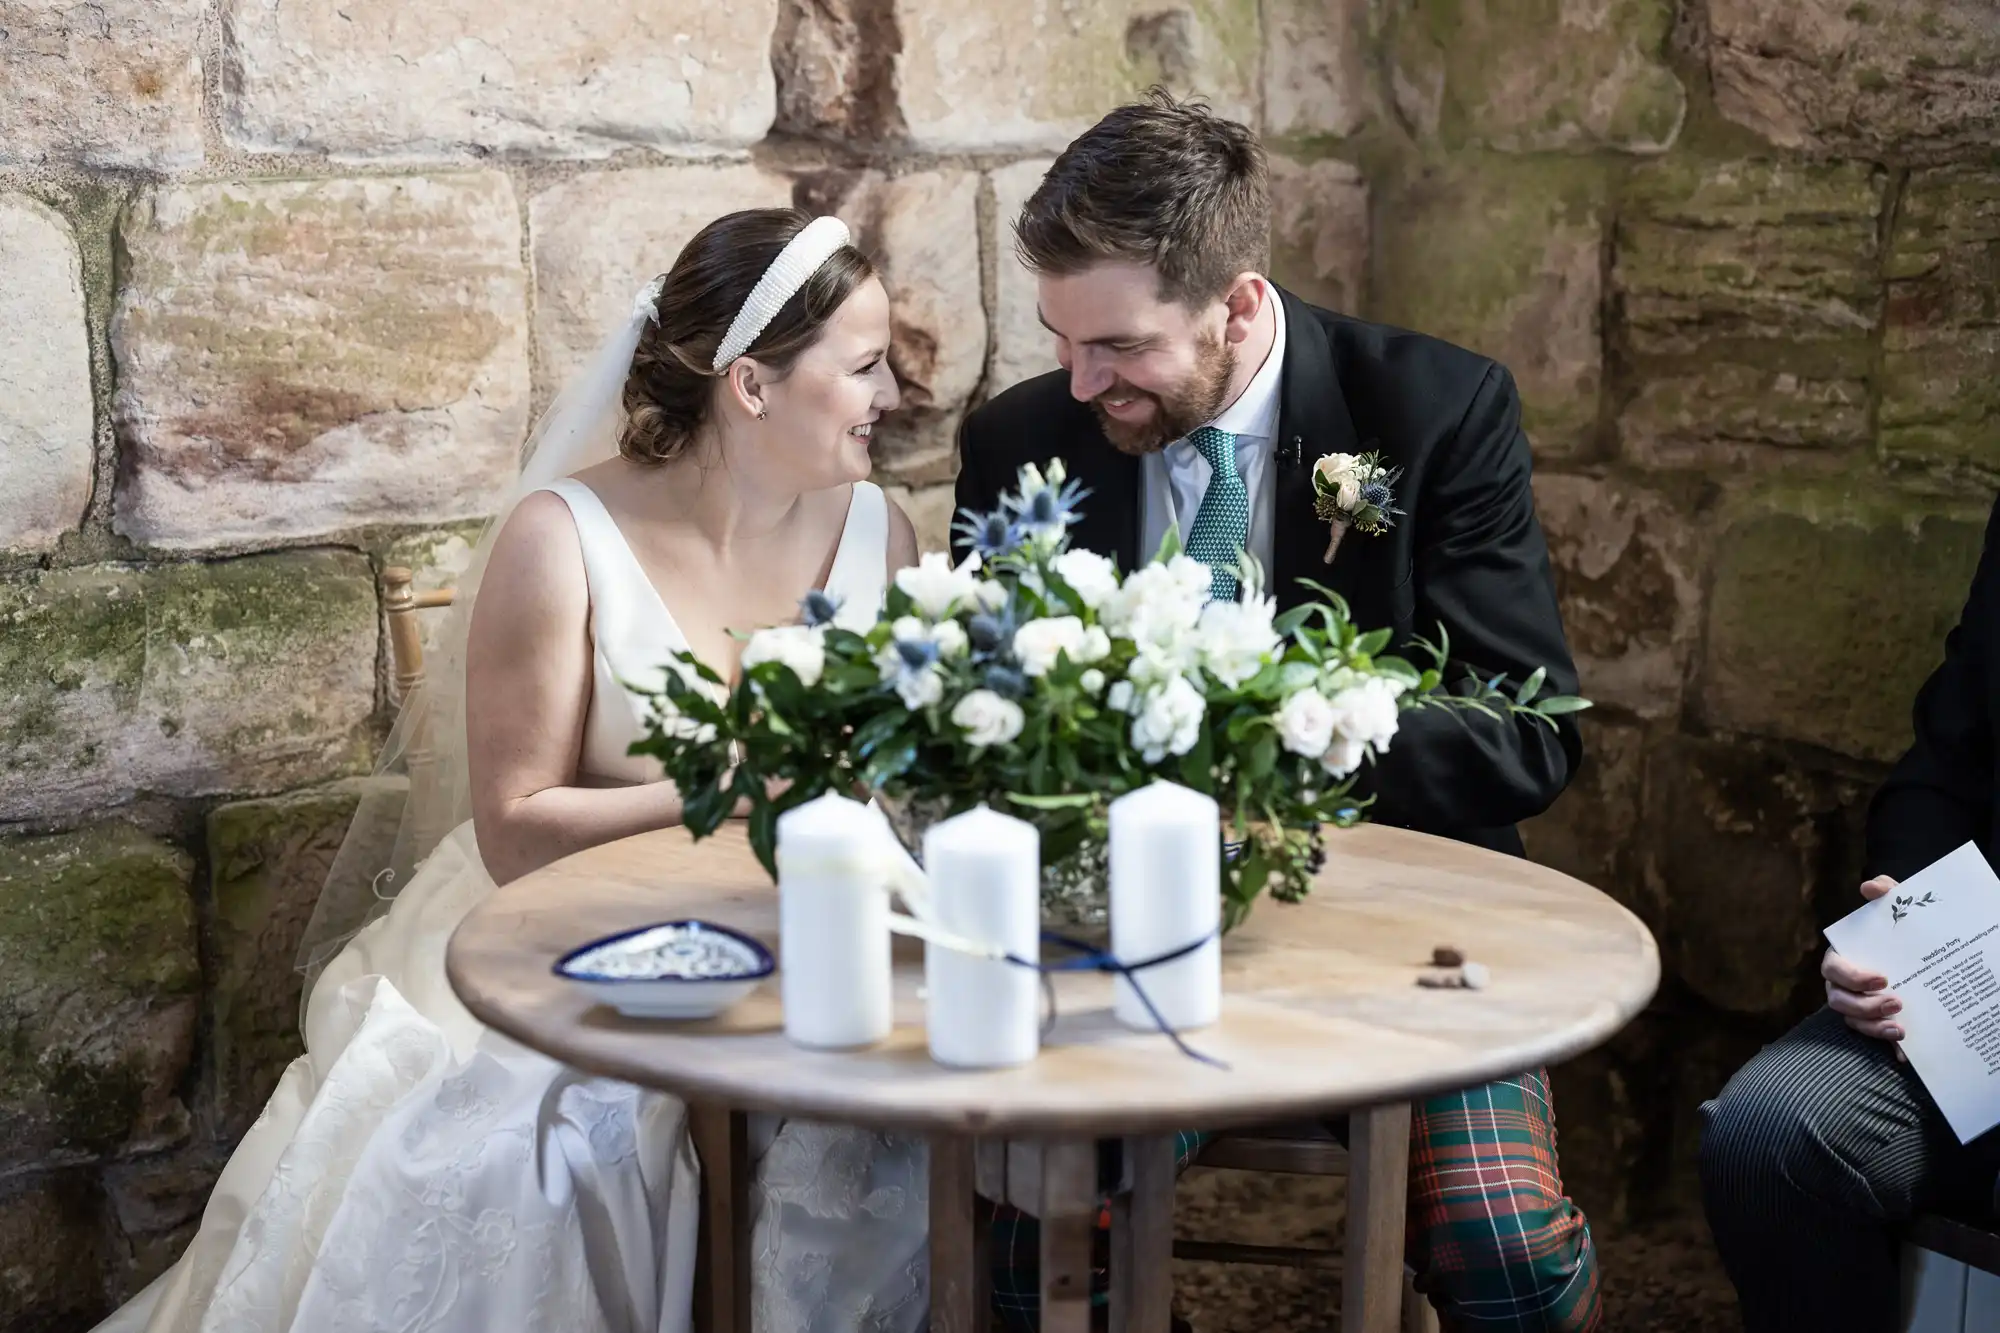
[{"xmin": 465, "ymin": 492, "xmax": 687, "ymax": 886}]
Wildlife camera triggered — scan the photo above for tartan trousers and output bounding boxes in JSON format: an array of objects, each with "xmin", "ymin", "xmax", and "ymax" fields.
[{"xmin": 986, "ymin": 1068, "xmax": 1600, "ymax": 1332}]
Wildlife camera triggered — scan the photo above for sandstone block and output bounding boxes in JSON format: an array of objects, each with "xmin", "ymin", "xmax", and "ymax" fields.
[
  {"xmin": 1643, "ymin": 737, "xmax": 1862, "ymax": 1014},
  {"xmin": 1386, "ymin": 0, "xmax": 1684, "ymax": 153},
  {"xmin": 818, "ymin": 170, "xmax": 985, "ymax": 486},
  {"xmin": 0, "ymin": 195, "xmax": 94, "ymax": 552},
  {"xmin": 1614, "ymin": 159, "xmax": 1886, "ymax": 466},
  {"xmin": 1269, "ymin": 158, "xmax": 1369, "ymax": 316},
  {"xmin": 773, "ymin": 0, "xmax": 902, "ymax": 141},
  {"xmin": 0, "ymin": 552, "xmax": 378, "ymax": 821},
  {"xmin": 113, "ymin": 174, "xmax": 529, "ymax": 550},
  {"xmin": 1697, "ymin": 489, "xmax": 1986, "ymax": 762},
  {"xmin": 1881, "ymin": 167, "xmax": 2000, "ymax": 475},
  {"xmin": 1373, "ymin": 158, "xmax": 1606, "ymax": 459},
  {"xmin": 894, "ymin": 0, "xmax": 1260, "ymax": 152},
  {"xmin": 881, "ymin": 483, "xmax": 958, "ymax": 556},
  {"xmin": 0, "ymin": 1169, "xmax": 108, "ymax": 1329},
  {"xmin": 1521, "ymin": 716, "xmax": 1648, "ymax": 901},
  {"xmin": 207, "ymin": 781, "xmax": 377, "ymax": 1136},
  {"xmin": 1264, "ymin": 0, "xmax": 1373, "ymax": 141},
  {"xmin": 1534, "ymin": 474, "xmax": 1701, "ymax": 719},
  {"xmin": 0, "ymin": 0, "xmax": 203, "ymax": 170},
  {"xmin": 0, "ymin": 824, "xmax": 198, "ymax": 1168},
  {"xmin": 222, "ymin": 0, "xmax": 779, "ymax": 159},
  {"xmin": 1709, "ymin": 0, "xmax": 2000, "ymax": 158},
  {"xmin": 530, "ymin": 165, "xmax": 796, "ymax": 390},
  {"xmin": 988, "ymin": 159, "xmax": 1062, "ymax": 396}
]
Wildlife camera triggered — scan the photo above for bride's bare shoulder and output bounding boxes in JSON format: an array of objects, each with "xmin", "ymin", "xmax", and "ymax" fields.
[
  {"xmin": 476, "ymin": 491, "xmax": 590, "ymax": 624},
  {"xmin": 884, "ymin": 492, "xmax": 919, "ymax": 574}
]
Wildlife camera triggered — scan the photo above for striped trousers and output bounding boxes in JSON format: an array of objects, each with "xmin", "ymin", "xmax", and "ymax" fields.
[
  {"xmin": 989, "ymin": 1068, "xmax": 1600, "ymax": 1332},
  {"xmin": 1700, "ymin": 1006, "xmax": 2000, "ymax": 1333}
]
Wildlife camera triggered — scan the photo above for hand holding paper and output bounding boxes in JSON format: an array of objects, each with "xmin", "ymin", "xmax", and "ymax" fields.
[
  {"xmin": 1821, "ymin": 875, "xmax": 1905, "ymax": 1043},
  {"xmin": 1823, "ymin": 843, "xmax": 2000, "ymax": 1141}
]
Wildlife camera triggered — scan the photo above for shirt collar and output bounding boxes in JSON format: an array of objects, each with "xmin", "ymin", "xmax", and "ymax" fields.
[{"xmin": 1202, "ymin": 281, "xmax": 1286, "ymax": 443}]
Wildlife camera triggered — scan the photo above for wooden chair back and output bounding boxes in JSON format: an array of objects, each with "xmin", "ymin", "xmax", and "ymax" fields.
[{"xmin": 380, "ymin": 566, "xmax": 460, "ymax": 854}]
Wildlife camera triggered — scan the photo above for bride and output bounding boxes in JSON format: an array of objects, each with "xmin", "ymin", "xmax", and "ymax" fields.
[{"xmin": 96, "ymin": 210, "xmax": 931, "ymax": 1333}]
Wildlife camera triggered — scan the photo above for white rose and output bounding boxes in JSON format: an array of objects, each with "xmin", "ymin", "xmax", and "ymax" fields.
[
  {"xmin": 1313, "ymin": 452, "xmax": 1360, "ymax": 487},
  {"xmin": 894, "ymin": 550, "xmax": 980, "ymax": 619},
  {"xmin": 1320, "ymin": 735, "xmax": 1368, "ymax": 778},
  {"xmin": 1077, "ymin": 625, "xmax": 1112, "ymax": 664},
  {"xmin": 740, "ymin": 624, "xmax": 826, "ymax": 688},
  {"xmin": 1336, "ymin": 476, "xmax": 1362, "ymax": 511},
  {"xmin": 972, "ymin": 580, "xmax": 1010, "ymax": 613},
  {"xmin": 891, "ymin": 614, "xmax": 926, "ymax": 642},
  {"xmin": 1131, "ymin": 675, "xmax": 1206, "ymax": 763},
  {"xmin": 931, "ymin": 619, "xmax": 969, "ymax": 660},
  {"xmin": 1013, "ymin": 615, "xmax": 1088, "ymax": 676},
  {"xmin": 1106, "ymin": 680, "xmax": 1135, "ymax": 713},
  {"xmin": 951, "ymin": 689, "xmax": 1025, "ymax": 748},
  {"xmin": 1102, "ymin": 560, "xmax": 1207, "ymax": 648},
  {"xmin": 1327, "ymin": 677, "xmax": 1404, "ymax": 754},
  {"xmin": 1196, "ymin": 595, "xmax": 1279, "ymax": 689},
  {"xmin": 1052, "ymin": 549, "xmax": 1121, "ymax": 609},
  {"xmin": 1275, "ymin": 688, "xmax": 1336, "ymax": 758},
  {"xmin": 1080, "ymin": 668, "xmax": 1106, "ymax": 695}
]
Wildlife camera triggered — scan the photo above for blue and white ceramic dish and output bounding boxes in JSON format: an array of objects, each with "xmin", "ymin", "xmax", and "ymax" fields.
[{"xmin": 553, "ymin": 920, "xmax": 774, "ymax": 1019}]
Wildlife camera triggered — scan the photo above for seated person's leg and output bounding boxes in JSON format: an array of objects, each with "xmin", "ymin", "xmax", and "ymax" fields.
[
  {"xmin": 984, "ymin": 1131, "xmax": 1213, "ymax": 1329},
  {"xmin": 1700, "ymin": 1005, "xmax": 1965, "ymax": 1333},
  {"xmin": 1404, "ymin": 1067, "xmax": 1599, "ymax": 1333}
]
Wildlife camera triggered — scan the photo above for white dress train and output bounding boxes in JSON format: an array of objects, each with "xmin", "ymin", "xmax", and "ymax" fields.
[{"xmin": 95, "ymin": 479, "xmax": 929, "ymax": 1333}]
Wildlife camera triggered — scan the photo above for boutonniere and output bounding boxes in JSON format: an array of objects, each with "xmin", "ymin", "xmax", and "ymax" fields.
[{"xmin": 1310, "ymin": 449, "xmax": 1403, "ymax": 564}]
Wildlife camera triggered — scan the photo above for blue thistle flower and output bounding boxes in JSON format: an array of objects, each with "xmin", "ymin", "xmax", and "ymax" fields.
[
  {"xmin": 982, "ymin": 663, "xmax": 1028, "ymax": 699},
  {"xmin": 952, "ymin": 508, "xmax": 1022, "ymax": 560},
  {"xmin": 966, "ymin": 600, "xmax": 1019, "ymax": 656},
  {"xmin": 894, "ymin": 637, "xmax": 941, "ymax": 672},
  {"xmin": 1359, "ymin": 480, "xmax": 1394, "ymax": 511},
  {"xmin": 798, "ymin": 588, "xmax": 842, "ymax": 628},
  {"xmin": 1006, "ymin": 476, "xmax": 1090, "ymax": 539}
]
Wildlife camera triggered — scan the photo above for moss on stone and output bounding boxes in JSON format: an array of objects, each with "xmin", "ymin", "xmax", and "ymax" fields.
[
  {"xmin": 1698, "ymin": 486, "xmax": 1988, "ymax": 762},
  {"xmin": 0, "ymin": 823, "xmax": 197, "ymax": 1164},
  {"xmin": 1387, "ymin": 0, "xmax": 1684, "ymax": 153},
  {"xmin": 0, "ymin": 551, "xmax": 377, "ymax": 822},
  {"xmin": 1372, "ymin": 153, "xmax": 1609, "ymax": 455},
  {"xmin": 206, "ymin": 781, "xmax": 374, "ymax": 1133}
]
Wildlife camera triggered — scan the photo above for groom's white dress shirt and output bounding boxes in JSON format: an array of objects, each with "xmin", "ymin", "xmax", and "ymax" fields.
[{"xmin": 1139, "ymin": 286, "xmax": 1288, "ymax": 579}]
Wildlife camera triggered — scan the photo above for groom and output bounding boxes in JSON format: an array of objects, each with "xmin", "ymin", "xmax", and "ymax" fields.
[{"xmin": 953, "ymin": 91, "xmax": 1597, "ymax": 1331}]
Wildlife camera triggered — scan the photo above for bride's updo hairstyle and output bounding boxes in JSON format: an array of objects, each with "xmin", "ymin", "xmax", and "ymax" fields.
[{"xmin": 620, "ymin": 208, "xmax": 876, "ymax": 464}]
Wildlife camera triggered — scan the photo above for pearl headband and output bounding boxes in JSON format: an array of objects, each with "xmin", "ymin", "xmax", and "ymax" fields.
[{"xmin": 709, "ymin": 216, "xmax": 853, "ymax": 372}]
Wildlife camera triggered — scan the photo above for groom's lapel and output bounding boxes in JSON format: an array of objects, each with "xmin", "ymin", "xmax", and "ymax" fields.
[{"xmin": 1271, "ymin": 287, "xmax": 1365, "ymax": 614}]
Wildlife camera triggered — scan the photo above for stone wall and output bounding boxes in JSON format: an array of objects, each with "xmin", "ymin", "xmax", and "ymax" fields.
[{"xmin": 0, "ymin": 0, "xmax": 1994, "ymax": 1323}]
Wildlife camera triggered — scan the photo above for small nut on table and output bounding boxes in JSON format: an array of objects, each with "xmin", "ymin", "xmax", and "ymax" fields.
[
  {"xmin": 1415, "ymin": 960, "xmax": 1491, "ymax": 990},
  {"xmin": 1431, "ymin": 945, "xmax": 1465, "ymax": 968}
]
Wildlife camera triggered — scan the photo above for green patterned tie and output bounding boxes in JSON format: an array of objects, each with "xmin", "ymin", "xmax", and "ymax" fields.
[{"xmin": 1183, "ymin": 426, "xmax": 1248, "ymax": 601}]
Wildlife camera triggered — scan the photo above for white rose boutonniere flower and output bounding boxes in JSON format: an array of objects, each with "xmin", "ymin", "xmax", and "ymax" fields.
[{"xmin": 1311, "ymin": 448, "xmax": 1403, "ymax": 565}]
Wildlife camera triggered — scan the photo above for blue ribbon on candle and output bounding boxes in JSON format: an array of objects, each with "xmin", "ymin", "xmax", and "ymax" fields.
[{"xmin": 997, "ymin": 929, "xmax": 1228, "ymax": 1071}]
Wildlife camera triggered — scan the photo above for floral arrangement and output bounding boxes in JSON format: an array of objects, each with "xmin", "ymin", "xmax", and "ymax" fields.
[{"xmin": 629, "ymin": 461, "xmax": 1587, "ymax": 928}]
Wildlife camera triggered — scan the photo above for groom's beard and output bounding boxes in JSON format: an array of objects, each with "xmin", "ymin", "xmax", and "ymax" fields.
[{"xmin": 1091, "ymin": 331, "xmax": 1236, "ymax": 456}]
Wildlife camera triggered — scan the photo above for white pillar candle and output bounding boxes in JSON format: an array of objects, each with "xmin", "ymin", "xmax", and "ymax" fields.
[
  {"xmin": 1109, "ymin": 781, "xmax": 1221, "ymax": 1032},
  {"xmin": 923, "ymin": 807, "xmax": 1041, "ymax": 1068},
  {"xmin": 777, "ymin": 792, "xmax": 892, "ymax": 1049}
]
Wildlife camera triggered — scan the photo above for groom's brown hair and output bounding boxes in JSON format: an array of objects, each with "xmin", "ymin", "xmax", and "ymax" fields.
[{"xmin": 1014, "ymin": 88, "xmax": 1271, "ymax": 308}]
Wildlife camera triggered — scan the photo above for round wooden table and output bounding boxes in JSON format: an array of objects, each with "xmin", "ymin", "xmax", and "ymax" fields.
[{"xmin": 447, "ymin": 820, "xmax": 1658, "ymax": 1333}]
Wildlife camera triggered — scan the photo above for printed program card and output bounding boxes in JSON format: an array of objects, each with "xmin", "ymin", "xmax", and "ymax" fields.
[{"xmin": 1824, "ymin": 842, "xmax": 2000, "ymax": 1143}]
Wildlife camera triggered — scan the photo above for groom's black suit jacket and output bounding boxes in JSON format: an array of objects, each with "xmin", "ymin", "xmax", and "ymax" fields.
[{"xmin": 953, "ymin": 286, "xmax": 1582, "ymax": 856}]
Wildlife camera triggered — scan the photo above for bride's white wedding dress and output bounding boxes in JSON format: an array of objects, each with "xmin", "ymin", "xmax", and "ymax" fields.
[{"xmin": 99, "ymin": 477, "xmax": 929, "ymax": 1333}]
